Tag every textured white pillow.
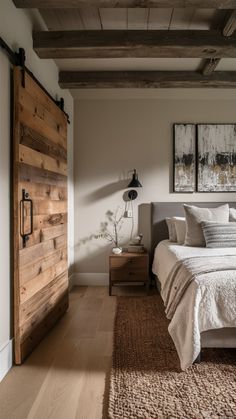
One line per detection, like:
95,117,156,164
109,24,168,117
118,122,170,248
174,218,186,244
183,204,229,247
166,217,185,242
229,208,236,222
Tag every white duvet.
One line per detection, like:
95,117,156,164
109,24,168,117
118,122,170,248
152,240,236,370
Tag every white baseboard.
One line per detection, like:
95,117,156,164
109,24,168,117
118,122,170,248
72,273,109,286
0,339,12,382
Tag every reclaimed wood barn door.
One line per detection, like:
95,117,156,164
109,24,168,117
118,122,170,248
13,67,69,364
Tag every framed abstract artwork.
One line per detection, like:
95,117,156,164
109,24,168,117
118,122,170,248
173,124,196,193
197,124,236,192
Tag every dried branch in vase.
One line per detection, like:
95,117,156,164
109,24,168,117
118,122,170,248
94,208,125,250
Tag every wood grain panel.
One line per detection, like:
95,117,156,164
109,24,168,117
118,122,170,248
20,259,68,303
22,213,67,231
20,125,67,163
20,291,69,361
23,70,67,128
41,223,67,241
19,182,67,201
18,223,67,250
19,228,42,250
20,163,67,188
19,235,66,267
54,234,67,250
19,86,67,141
19,106,66,149
33,29,236,59
20,280,68,341
19,271,68,325
19,240,55,267
20,247,67,285
19,144,67,176
13,66,68,364
23,199,67,216
59,70,236,89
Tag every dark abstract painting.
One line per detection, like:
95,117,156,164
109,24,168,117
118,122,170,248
197,124,236,192
174,124,196,192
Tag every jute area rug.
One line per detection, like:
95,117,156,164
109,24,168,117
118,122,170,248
108,295,236,419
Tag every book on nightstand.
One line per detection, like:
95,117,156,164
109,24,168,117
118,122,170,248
123,234,145,253
125,244,145,253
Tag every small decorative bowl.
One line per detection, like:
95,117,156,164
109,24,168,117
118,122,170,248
112,247,122,254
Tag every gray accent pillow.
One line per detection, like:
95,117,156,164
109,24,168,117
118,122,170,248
230,208,236,222
183,204,229,247
201,221,236,248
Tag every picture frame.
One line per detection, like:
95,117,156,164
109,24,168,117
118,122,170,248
197,124,236,192
173,123,196,193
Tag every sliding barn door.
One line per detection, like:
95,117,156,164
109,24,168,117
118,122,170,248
13,67,69,364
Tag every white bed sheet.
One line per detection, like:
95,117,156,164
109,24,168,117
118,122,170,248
152,240,236,369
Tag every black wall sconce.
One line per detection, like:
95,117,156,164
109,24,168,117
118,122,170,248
127,169,142,200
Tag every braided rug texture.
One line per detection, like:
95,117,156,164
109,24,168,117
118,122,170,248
108,295,236,419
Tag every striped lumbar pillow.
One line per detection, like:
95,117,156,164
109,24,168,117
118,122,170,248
201,221,236,248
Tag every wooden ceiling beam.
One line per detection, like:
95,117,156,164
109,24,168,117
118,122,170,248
33,30,236,59
223,10,236,36
201,58,221,75
59,70,236,88
201,10,236,75
12,0,236,9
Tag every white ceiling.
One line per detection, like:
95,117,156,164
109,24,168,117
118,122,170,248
216,59,236,71
55,57,236,72
40,7,227,31
55,58,203,72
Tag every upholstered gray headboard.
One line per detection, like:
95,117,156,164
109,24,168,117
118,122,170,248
150,202,236,261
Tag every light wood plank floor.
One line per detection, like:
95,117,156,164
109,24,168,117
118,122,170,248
0,285,149,419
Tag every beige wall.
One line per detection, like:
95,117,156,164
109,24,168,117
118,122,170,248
74,91,236,277
0,0,74,380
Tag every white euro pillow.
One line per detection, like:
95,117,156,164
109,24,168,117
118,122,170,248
174,218,186,245
166,217,185,243
229,208,236,222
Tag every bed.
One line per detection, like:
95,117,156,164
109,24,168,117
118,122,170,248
150,202,236,370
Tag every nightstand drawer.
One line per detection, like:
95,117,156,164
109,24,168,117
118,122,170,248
109,251,149,295
110,268,148,283
110,255,147,269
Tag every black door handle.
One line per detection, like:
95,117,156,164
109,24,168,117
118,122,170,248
20,189,33,248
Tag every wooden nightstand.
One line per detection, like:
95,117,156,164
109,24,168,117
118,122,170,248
109,251,149,296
